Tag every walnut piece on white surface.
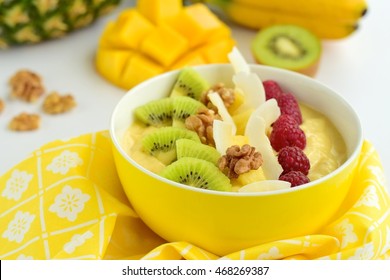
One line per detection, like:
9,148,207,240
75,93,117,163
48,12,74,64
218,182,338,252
0,98,4,113
9,112,41,131
218,144,263,179
9,70,45,102
42,91,76,114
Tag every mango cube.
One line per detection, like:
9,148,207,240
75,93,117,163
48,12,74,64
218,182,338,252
171,51,206,70
121,55,164,89
140,25,188,67
168,3,223,48
233,109,254,135
137,0,182,24
200,39,235,63
107,10,154,49
96,48,133,85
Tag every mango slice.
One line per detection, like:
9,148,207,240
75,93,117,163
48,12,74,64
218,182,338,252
95,1,235,90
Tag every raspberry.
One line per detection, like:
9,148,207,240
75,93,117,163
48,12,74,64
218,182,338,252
279,171,310,187
263,80,283,100
270,115,306,152
276,92,302,124
278,146,310,175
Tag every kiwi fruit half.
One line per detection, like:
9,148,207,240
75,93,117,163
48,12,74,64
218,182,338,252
176,139,221,165
160,157,231,191
172,96,205,127
251,25,321,76
135,97,173,127
142,127,200,165
170,67,210,100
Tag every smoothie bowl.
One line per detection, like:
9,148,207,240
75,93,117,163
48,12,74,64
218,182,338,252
110,50,362,256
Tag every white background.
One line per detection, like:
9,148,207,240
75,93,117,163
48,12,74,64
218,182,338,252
0,0,389,193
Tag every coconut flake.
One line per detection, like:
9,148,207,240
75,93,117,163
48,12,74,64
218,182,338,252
245,115,283,180
228,47,250,74
233,72,265,113
238,180,291,193
246,99,280,128
208,91,237,135
213,120,235,155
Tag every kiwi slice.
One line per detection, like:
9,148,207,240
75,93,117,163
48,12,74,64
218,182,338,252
170,67,209,100
134,97,173,127
176,139,221,165
172,96,205,127
160,157,231,191
142,127,200,165
251,25,321,76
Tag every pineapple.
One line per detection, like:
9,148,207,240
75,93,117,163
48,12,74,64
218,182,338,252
0,0,121,48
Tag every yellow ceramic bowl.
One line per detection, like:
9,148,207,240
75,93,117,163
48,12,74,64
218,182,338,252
110,64,363,256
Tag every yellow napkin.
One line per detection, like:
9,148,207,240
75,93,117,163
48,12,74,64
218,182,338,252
1,131,389,260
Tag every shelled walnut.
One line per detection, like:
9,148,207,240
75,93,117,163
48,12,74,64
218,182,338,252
42,92,76,114
185,108,221,146
218,144,263,179
201,83,235,109
9,70,45,102
0,98,4,113
9,112,41,131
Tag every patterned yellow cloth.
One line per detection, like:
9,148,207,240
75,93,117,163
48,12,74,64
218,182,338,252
0,131,389,260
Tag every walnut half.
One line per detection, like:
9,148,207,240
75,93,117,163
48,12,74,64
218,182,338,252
185,108,221,146
201,83,235,109
9,112,41,131
0,98,4,113
218,144,263,179
42,92,76,114
9,70,45,102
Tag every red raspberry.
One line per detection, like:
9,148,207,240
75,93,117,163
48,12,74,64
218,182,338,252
276,92,302,124
278,146,310,175
263,80,283,100
279,171,310,187
270,115,306,152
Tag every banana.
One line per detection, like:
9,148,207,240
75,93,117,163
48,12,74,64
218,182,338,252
214,0,367,22
204,0,367,39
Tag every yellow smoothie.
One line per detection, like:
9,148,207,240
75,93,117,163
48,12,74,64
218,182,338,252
122,103,347,189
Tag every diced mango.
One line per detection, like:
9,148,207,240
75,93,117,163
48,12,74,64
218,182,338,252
96,48,133,85
171,51,206,70
232,135,249,146
200,38,235,63
229,91,245,115
140,24,188,67
107,10,154,49
233,109,254,135
95,3,236,90
236,168,266,187
168,3,223,48
121,55,165,89
98,21,115,48
137,0,182,24
207,21,232,42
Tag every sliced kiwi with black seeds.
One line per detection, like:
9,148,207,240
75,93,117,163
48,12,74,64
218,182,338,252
160,157,231,191
170,67,209,100
176,139,221,165
142,127,200,165
134,97,173,127
251,25,321,76
172,96,206,127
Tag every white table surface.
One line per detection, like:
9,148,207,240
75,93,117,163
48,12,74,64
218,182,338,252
1,0,389,192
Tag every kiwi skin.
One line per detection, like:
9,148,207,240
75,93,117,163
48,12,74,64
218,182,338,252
251,24,321,77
